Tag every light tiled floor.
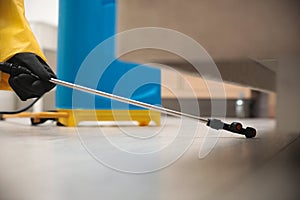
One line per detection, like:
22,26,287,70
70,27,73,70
0,117,299,200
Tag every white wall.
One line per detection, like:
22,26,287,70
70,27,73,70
24,0,58,26
277,59,300,133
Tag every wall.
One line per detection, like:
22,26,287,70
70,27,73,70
24,0,58,26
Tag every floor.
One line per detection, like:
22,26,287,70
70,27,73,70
0,117,299,200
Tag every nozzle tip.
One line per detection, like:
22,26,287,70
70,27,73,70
244,127,256,138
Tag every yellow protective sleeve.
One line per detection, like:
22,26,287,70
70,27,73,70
0,0,46,90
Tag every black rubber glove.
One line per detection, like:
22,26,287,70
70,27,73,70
6,53,56,101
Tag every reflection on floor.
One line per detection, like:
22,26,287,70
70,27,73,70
0,117,299,200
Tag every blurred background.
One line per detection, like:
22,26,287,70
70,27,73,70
1,1,300,200
1,0,299,131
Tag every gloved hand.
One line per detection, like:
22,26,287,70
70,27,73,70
6,53,57,101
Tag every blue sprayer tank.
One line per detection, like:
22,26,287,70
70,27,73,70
56,0,161,119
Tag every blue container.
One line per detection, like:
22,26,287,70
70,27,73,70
56,0,161,111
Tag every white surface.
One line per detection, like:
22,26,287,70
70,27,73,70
25,0,58,26
1,117,299,200
0,91,17,110
30,22,58,51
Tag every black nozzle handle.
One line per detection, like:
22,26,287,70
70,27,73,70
207,119,256,138
0,62,13,74
0,62,38,78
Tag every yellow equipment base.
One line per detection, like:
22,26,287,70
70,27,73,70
57,109,161,127
2,110,161,127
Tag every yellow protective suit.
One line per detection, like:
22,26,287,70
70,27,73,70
0,0,46,90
